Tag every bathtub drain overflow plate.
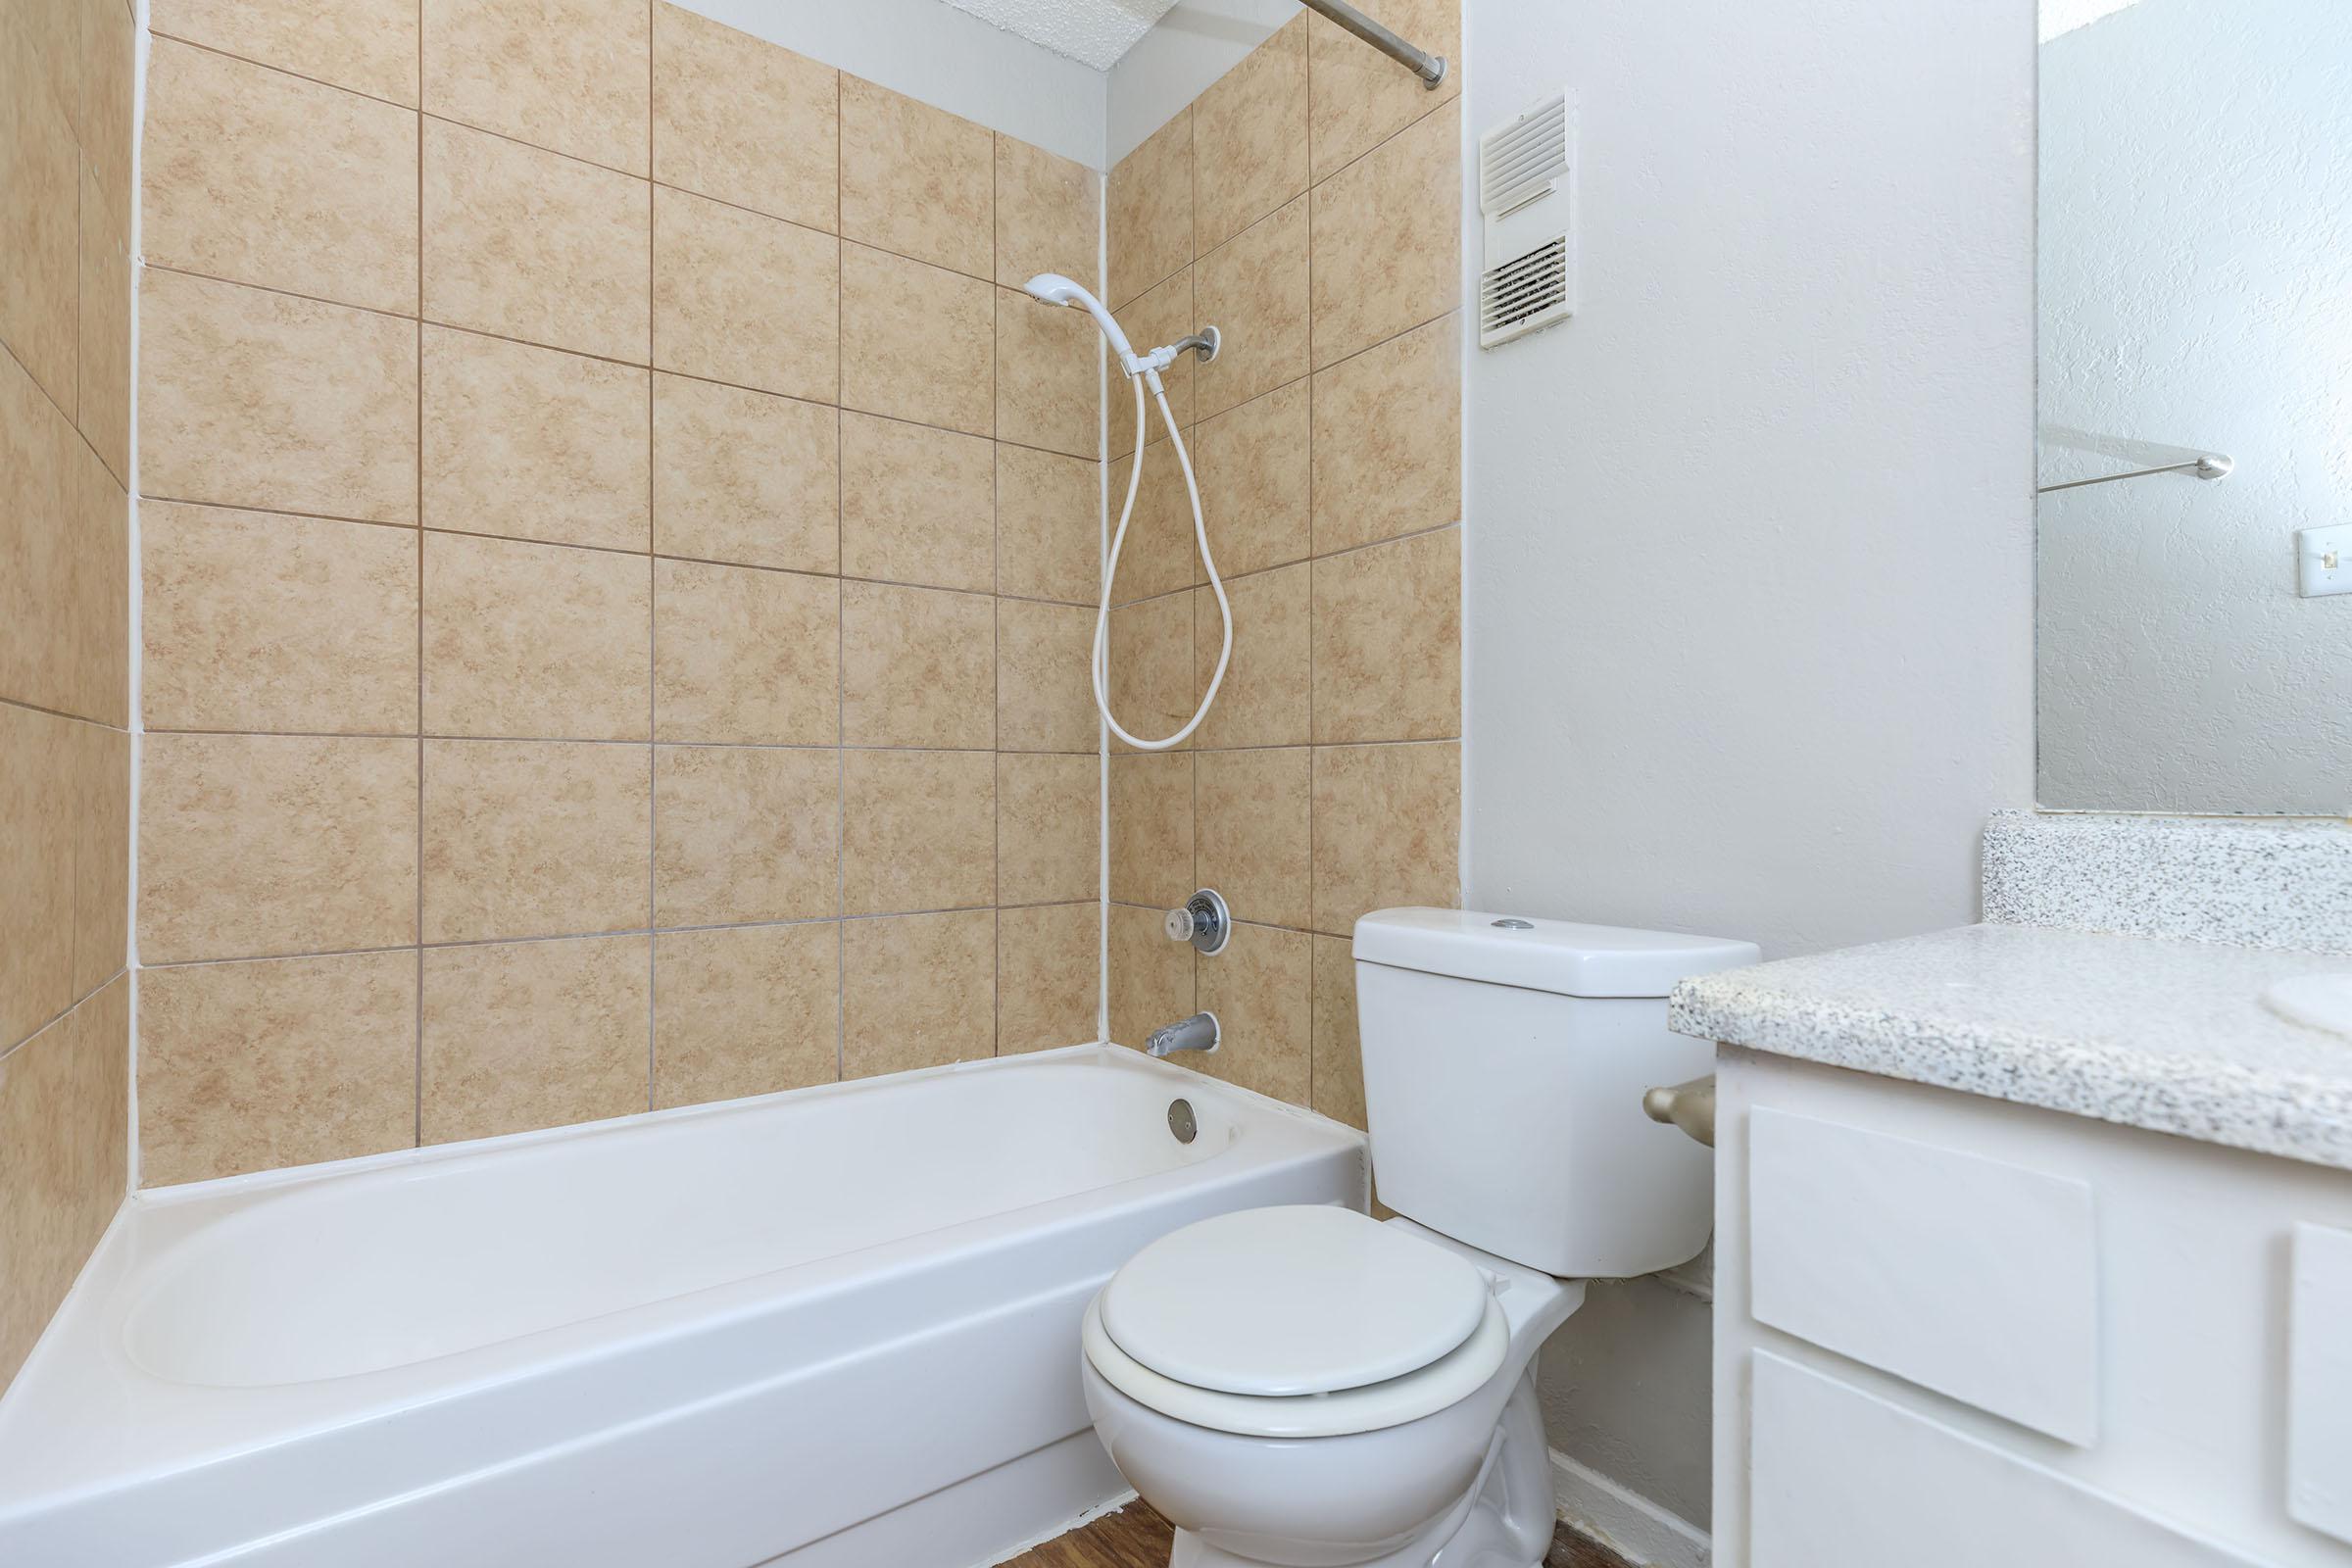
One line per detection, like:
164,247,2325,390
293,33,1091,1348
1168,1099,1198,1145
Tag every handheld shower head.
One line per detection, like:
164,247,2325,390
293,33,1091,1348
1020,271,1086,308
1023,276,1237,752
1022,272,1141,371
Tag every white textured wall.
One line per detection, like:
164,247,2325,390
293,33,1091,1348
2036,0,2352,816
1536,1274,1716,1537
1462,0,2037,1541
679,0,1110,166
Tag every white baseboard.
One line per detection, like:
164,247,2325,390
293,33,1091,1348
1549,1449,1711,1568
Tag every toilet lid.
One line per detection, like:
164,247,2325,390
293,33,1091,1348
1083,1293,1510,1439
1098,1206,1492,1396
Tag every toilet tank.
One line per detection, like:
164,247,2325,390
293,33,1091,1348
1353,908,1760,1279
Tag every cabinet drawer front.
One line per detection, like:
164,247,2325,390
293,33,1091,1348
1750,1352,2258,1568
2291,1223,2352,1546
1748,1107,2100,1444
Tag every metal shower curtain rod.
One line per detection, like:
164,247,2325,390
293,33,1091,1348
1297,0,1447,87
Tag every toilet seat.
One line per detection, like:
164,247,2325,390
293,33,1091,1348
1083,1206,1511,1439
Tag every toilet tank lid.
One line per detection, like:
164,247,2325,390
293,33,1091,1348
1353,908,1761,998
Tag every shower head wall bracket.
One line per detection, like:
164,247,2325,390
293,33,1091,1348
1171,327,1219,364
1130,327,1222,376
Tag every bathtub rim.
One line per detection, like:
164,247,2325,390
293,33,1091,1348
0,1043,1367,1526
111,1042,1318,1390
130,1038,1344,1209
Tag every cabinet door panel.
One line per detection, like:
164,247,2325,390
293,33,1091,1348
2291,1223,2352,1547
1749,1106,2099,1443
1750,1352,2258,1568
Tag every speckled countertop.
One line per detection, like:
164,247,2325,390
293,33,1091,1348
1669,923,2352,1171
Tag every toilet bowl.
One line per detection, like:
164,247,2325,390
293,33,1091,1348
1077,908,1760,1568
1078,1206,1584,1568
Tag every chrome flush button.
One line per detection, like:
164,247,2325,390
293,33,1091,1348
1492,918,1535,930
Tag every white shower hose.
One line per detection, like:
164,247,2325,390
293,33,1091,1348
1094,372,1234,752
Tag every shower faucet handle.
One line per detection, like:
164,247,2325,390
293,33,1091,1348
1164,889,1231,956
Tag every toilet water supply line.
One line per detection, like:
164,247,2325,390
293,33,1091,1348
1022,273,1232,752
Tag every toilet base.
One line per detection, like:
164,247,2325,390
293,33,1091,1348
1159,1372,1557,1568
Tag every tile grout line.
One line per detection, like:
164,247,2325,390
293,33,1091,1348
413,0,426,1152
992,136,1003,1058
150,28,1040,298
145,30,423,117
0,321,125,498
125,0,151,1194
140,270,1102,466
0,976,129,1074
142,728,1102,759
1108,899,1357,945
72,109,86,456
1108,65,1454,318
1303,28,1320,1113
1447,0,1473,999
1122,290,1462,514
1184,71,1200,1046
1116,300,1459,475
646,0,659,1113
0,690,137,729
135,901,1104,977
1097,161,1111,1045
1111,517,1461,612
834,68,847,1086
134,493,1109,607
1187,78,1202,1026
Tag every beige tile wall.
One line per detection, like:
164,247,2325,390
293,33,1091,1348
0,0,136,1393
134,0,1105,1186
1102,2,1463,1124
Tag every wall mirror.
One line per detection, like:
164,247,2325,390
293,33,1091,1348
2036,0,2350,815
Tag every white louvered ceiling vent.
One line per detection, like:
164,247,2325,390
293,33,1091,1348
1476,90,1576,349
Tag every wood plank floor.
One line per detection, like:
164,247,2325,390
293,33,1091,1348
1001,1499,1171,1568
1003,1500,1636,1568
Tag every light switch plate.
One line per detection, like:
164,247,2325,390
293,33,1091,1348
2299,523,2351,598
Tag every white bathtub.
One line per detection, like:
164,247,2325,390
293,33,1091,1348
0,1044,1363,1567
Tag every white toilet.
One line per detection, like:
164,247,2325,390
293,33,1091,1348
1082,907,1760,1568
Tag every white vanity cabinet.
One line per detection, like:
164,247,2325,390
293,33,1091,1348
1713,1046,2352,1568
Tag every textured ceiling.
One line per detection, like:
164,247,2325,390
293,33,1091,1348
938,0,1184,70
2039,0,2144,43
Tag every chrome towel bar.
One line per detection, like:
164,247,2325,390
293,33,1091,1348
2036,453,2232,495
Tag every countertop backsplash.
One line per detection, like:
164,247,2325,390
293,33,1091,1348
1982,809,2352,956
